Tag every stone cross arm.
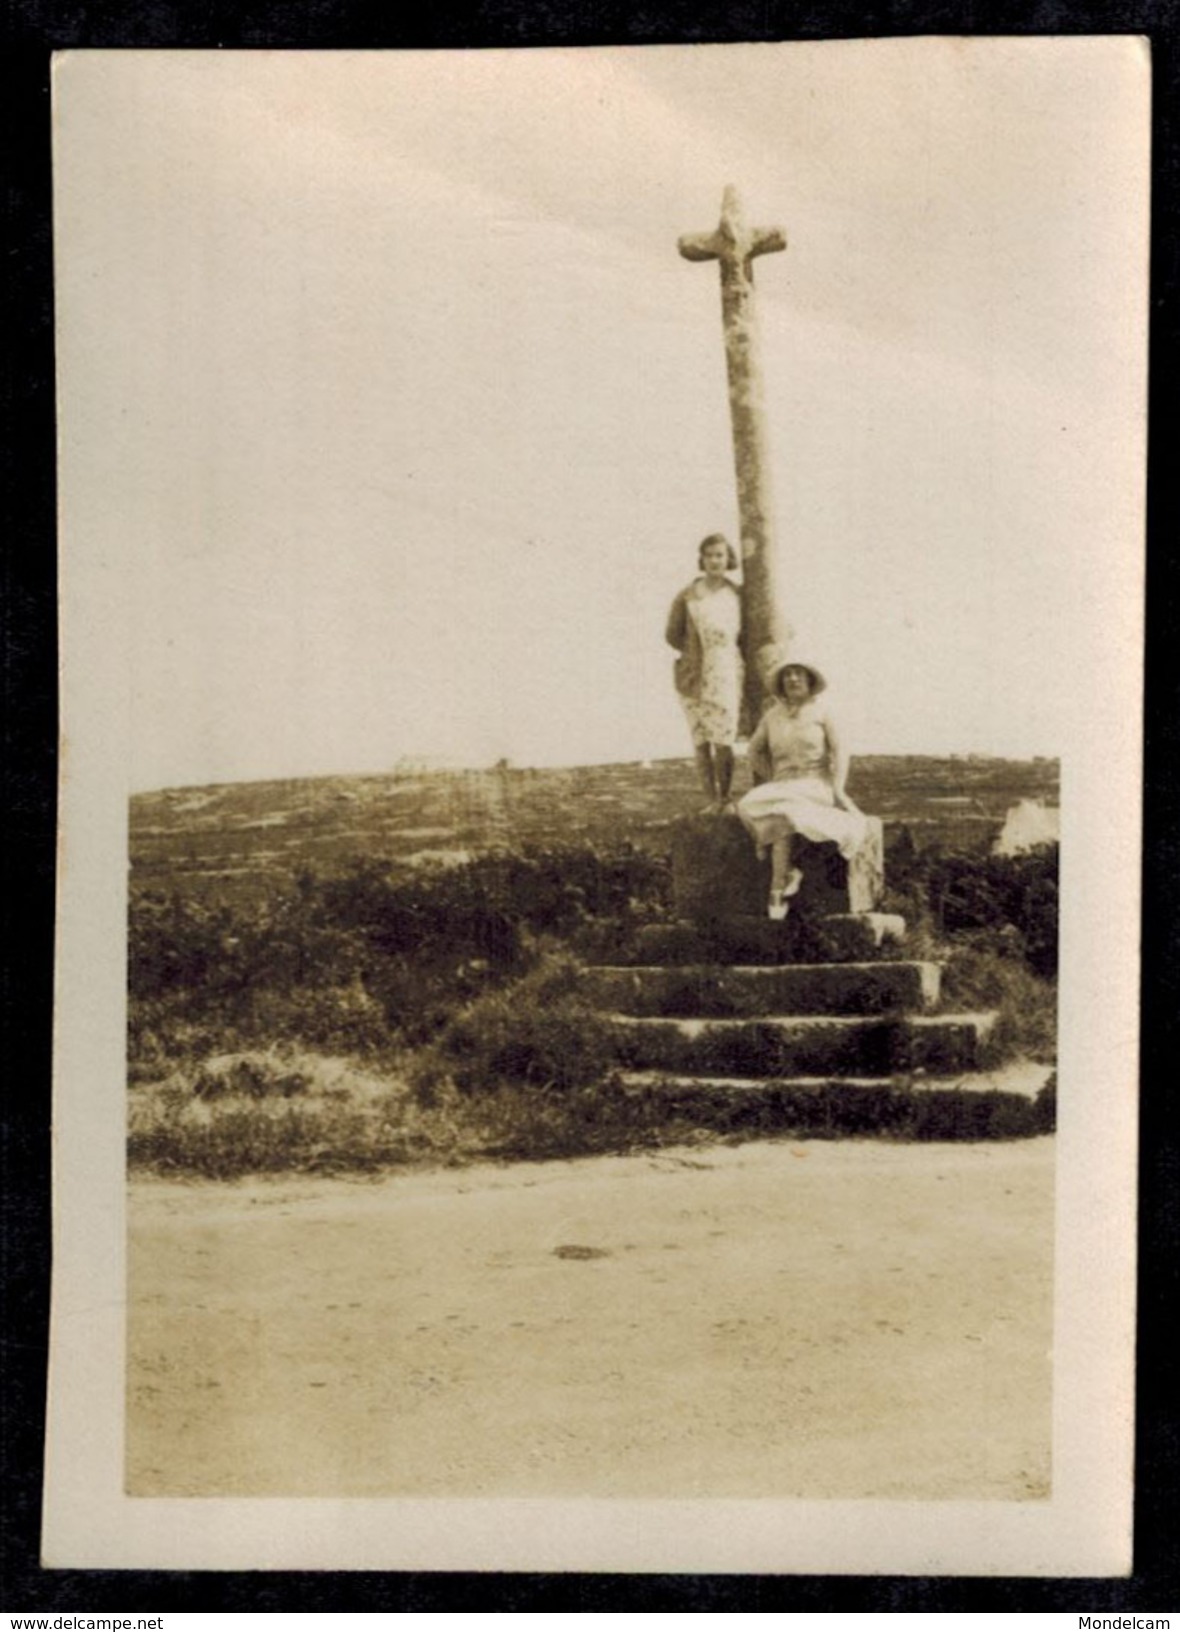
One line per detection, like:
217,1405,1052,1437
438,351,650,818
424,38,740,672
678,184,786,271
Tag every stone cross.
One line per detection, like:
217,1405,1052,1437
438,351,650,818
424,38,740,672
679,185,790,718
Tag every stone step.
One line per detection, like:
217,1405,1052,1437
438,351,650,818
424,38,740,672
628,913,907,968
610,1012,996,1078
583,960,940,1018
620,1062,1052,1101
613,1066,1055,1140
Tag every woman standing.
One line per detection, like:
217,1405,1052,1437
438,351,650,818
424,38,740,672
737,660,867,919
665,534,745,812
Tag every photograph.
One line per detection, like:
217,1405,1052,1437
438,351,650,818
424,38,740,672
44,38,1146,1573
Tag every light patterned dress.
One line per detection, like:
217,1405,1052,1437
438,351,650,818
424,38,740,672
679,585,744,748
737,700,867,857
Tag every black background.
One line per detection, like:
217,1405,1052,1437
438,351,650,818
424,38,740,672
4,0,1178,1613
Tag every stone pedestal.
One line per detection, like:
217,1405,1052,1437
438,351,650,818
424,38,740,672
671,811,886,923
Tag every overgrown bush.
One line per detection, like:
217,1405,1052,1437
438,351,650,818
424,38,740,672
939,941,1058,1064
897,841,1059,980
317,842,669,955
420,956,621,1096
127,825,1059,1177
128,840,673,1066
128,879,364,1006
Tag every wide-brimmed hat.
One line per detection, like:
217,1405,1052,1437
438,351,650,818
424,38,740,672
771,659,827,697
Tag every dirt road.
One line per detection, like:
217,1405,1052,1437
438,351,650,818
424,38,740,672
128,1137,1053,1500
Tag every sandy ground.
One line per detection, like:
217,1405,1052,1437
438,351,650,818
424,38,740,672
128,1136,1053,1500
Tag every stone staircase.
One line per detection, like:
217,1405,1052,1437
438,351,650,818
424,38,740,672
581,912,1052,1138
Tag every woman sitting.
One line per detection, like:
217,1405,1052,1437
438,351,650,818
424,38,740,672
737,660,867,920
665,533,745,813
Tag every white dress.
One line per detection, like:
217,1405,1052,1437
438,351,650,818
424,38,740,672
737,701,867,858
679,585,743,748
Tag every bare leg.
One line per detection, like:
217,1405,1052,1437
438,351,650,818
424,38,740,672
714,745,734,805
770,834,791,894
693,744,716,804
768,830,803,919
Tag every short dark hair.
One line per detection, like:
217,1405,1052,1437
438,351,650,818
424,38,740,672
698,533,739,571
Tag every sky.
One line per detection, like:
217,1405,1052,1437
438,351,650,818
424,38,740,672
53,41,1150,792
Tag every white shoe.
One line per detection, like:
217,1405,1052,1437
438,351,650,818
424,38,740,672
768,891,789,922
783,868,803,897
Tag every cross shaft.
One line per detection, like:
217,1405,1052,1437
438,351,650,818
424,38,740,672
679,185,790,721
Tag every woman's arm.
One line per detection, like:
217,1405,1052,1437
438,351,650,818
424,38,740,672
665,589,689,651
823,712,860,812
748,713,772,785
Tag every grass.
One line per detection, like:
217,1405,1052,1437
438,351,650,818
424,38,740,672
939,938,1058,1065
126,826,1059,1180
128,1048,1055,1180
128,1044,670,1178
128,1049,470,1178
128,939,1057,1179
130,754,1058,905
